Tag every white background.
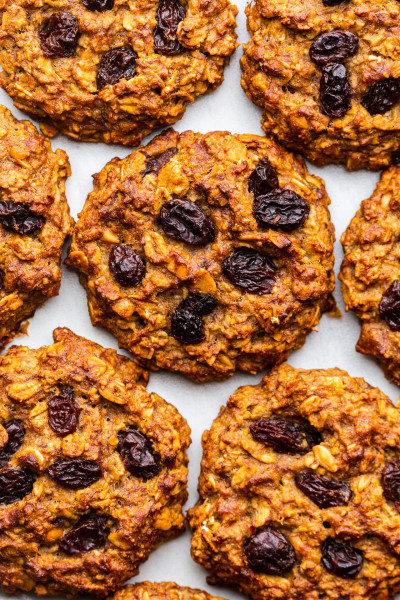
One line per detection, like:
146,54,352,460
0,2,398,599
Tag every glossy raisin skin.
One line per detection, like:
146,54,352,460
59,514,108,554
222,248,277,295
109,245,146,287
250,418,322,455
97,47,138,90
379,280,400,330
40,12,80,58
82,0,114,10
118,427,160,479
0,467,34,505
296,471,352,508
382,461,400,512
0,420,25,463
47,388,80,437
179,293,218,316
321,538,363,579
48,459,102,489
141,148,178,177
0,201,45,235
160,200,215,246
171,293,217,345
320,63,351,118
361,78,400,116
253,189,310,232
310,31,358,66
245,528,296,576
248,158,279,198
154,0,186,56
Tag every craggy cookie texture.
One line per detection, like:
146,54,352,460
0,0,237,146
66,129,335,382
189,364,400,600
111,582,227,600
0,328,190,597
241,0,400,171
0,105,72,348
340,166,400,386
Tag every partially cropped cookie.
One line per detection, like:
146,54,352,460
0,1,237,146
0,105,73,348
0,328,190,597
66,129,335,382
110,582,227,600
189,364,400,600
241,0,400,171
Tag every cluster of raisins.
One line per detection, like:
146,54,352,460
0,200,45,235
171,293,217,345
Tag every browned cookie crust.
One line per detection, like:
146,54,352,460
110,582,227,600
241,0,400,171
340,166,400,385
0,105,73,349
189,364,400,600
0,327,190,597
0,0,237,146
66,128,335,382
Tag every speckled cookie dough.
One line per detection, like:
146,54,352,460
189,363,400,600
110,582,227,600
241,0,400,171
66,128,335,382
0,0,237,146
0,327,190,597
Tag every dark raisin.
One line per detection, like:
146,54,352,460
379,280,400,330
40,12,80,58
0,467,34,504
0,420,25,463
47,388,80,437
295,471,352,508
141,148,178,177
382,461,400,512
309,31,359,65
171,309,205,344
321,538,363,579
322,0,348,4
0,201,45,235
117,427,160,479
361,78,400,116
248,158,279,199
48,459,102,489
97,47,138,90
160,199,215,246
82,0,114,11
222,247,277,295
59,514,108,554
154,0,186,56
320,63,351,118
392,149,400,166
245,528,296,576
109,245,146,287
250,418,322,455
253,189,310,232
178,293,217,316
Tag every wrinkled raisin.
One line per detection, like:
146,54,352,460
160,200,215,246
320,63,351,118
48,388,80,437
222,248,277,295
245,528,296,575
171,309,204,344
382,461,400,511
118,427,160,479
141,148,178,177
48,459,102,489
0,201,45,235
82,0,114,10
321,538,363,578
250,418,322,455
296,471,352,508
179,293,217,316
248,158,279,198
59,514,108,554
361,78,400,116
109,245,146,287
154,0,186,56
310,31,358,65
253,189,310,232
97,47,138,90
0,420,25,463
40,12,80,58
0,467,34,504
379,280,400,330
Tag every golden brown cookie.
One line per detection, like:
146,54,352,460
241,0,400,171
66,128,335,382
110,582,227,600
0,328,190,597
0,0,237,146
188,363,400,600
0,105,73,348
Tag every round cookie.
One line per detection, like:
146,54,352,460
0,0,237,146
0,105,73,349
0,327,190,597
188,363,400,600
66,128,335,382
110,582,227,600
241,0,400,171
340,166,400,386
